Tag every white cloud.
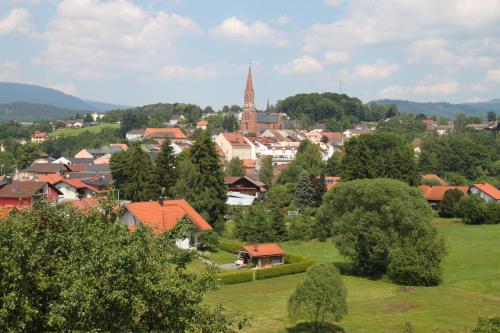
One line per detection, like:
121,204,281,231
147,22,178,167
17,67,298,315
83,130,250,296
324,51,351,64
486,68,500,82
355,59,399,79
38,0,197,75
406,39,455,65
275,55,323,75
0,8,31,34
159,65,218,80
272,15,291,25
211,17,288,46
378,79,460,99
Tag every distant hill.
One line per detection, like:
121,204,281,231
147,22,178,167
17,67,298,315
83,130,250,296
83,100,129,112
0,102,83,122
376,99,500,118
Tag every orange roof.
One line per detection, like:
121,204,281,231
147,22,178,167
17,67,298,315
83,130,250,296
321,132,344,141
324,176,341,190
37,174,64,185
422,174,448,185
243,159,256,168
144,128,186,139
197,120,208,126
242,243,285,257
419,185,468,201
109,143,128,151
222,132,249,146
56,178,104,193
471,183,500,200
124,199,212,235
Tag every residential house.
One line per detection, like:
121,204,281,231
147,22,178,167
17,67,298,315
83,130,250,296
31,131,49,144
144,128,187,143
324,176,341,190
236,243,285,268
0,180,62,206
54,178,107,200
126,128,146,141
121,199,212,249
412,138,422,155
226,191,256,206
66,119,84,128
18,163,72,180
343,123,372,139
419,185,468,208
320,131,345,157
436,122,454,135
91,112,105,122
74,145,125,159
224,176,266,198
197,120,208,129
469,183,500,203
52,156,72,165
215,132,254,161
168,114,185,126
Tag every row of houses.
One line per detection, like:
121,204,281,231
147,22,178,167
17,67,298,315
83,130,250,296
420,182,500,207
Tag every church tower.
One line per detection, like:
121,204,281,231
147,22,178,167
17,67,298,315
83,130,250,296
241,65,258,133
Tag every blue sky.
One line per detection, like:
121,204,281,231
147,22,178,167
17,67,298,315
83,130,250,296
1,0,500,109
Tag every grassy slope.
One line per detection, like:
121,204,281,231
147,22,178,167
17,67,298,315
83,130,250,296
206,219,500,333
49,123,119,137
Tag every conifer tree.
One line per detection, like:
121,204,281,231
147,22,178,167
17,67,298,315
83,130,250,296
226,157,246,177
154,139,178,196
259,155,274,188
295,170,318,210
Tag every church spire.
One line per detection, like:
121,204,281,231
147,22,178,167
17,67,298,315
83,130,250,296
244,65,254,108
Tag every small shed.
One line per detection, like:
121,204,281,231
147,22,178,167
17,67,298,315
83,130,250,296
238,243,285,268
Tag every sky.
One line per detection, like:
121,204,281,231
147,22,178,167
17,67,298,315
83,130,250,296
1,0,500,109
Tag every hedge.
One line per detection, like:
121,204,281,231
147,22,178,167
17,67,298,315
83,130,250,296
218,270,255,284
284,253,310,264
218,240,244,253
254,260,314,280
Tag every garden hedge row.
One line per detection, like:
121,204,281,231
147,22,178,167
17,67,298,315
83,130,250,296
254,260,314,280
218,270,254,284
218,240,244,253
284,253,310,264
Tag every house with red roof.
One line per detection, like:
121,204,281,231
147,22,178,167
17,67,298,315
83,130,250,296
0,180,62,206
196,120,208,129
144,128,187,143
421,174,448,185
54,178,107,200
419,185,469,208
236,243,285,268
469,183,500,203
224,176,266,198
215,132,255,161
121,199,212,249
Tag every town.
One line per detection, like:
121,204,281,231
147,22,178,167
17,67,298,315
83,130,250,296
1,1,500,332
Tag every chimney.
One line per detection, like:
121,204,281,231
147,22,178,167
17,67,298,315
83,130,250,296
159,195,164,206
253,243,258,252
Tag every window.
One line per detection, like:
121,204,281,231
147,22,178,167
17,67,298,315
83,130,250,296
272,256,282,264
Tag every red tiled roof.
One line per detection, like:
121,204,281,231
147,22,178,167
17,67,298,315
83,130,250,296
69,197,98,209
222,133,250,146
321,132,344,141
144,128,187,139
32,131,48,138
471,183,500,200
242,243,285,257
243,159,256,168
197,120,208,126
422,174,448,185
0,181,58,199
109,143,128,151
419,185,468,201
124,199,212,234
56,178,104,193
37,174,64,185
224,176,265,188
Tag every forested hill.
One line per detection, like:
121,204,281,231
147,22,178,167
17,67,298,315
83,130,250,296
0,102,83,122
376,99,500,118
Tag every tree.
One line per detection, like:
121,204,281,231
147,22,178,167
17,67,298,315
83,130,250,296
120,112,148,136
173,130,226,228
154,139,178,197
288,263,347,333
16,142,40,169
235,204,276,243
472,317,500,333
278,142,325,184
485,202,500,224
0,199,246,332
487,111,497,123
295,170,319,210
455,195,486,225
438,189,464,217
226,157,246,177
0,151,16,174
324,152,342,176
84,113,94,123
110,144,158,201
454,113,466,134
259,156,274,188
318,179,445,285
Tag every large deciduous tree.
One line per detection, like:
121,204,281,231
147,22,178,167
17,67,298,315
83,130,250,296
0,200,246,332
226,157,246,177
259,155,274,188
288,263,347,333
318,178,445,285
438,188,465,218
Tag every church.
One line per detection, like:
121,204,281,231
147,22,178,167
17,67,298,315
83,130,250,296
240,66,284,134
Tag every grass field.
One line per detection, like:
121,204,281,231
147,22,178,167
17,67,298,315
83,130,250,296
206,219,500,332
49,123,120,137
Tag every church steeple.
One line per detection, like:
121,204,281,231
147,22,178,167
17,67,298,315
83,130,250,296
244,65,255,108
241,64,257,134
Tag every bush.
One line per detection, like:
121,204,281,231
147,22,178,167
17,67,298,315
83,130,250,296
485,203,500,224
198,230,218,251
455,195,486,225
255,260,314,280
287,216,315,241
438,188,464,218
472,316,500,333
218,240,244,253
218,270,254,284
284,253,310,264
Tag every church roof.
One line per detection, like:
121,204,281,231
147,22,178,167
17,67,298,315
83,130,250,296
245,66,254,93
257,113,281,123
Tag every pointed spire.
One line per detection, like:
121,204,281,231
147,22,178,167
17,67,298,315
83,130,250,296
244,64,255,108
245,65,254,93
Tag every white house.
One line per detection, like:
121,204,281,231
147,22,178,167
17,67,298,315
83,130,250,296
469,183,500,203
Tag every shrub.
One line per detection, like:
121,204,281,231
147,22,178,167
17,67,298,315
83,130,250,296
255,260,314,280
218,270,254,284
438,188,464,217
284,253,310,264
472,316,500,333
218,240,244,253
198,230,218,251
455,195,486,225
485,203,500,224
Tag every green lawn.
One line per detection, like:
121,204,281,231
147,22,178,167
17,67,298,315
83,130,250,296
203,250,236,265
206,219,500,332
49,123,119,137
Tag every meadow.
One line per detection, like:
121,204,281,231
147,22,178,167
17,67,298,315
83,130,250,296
206,218,500,332
49,123,120,137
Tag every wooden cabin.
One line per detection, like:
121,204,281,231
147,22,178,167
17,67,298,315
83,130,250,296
237,243,285,268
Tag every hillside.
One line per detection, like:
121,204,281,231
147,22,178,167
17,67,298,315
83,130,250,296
83,100,129,112
0,82,94,111
376,99,500,118
0,102,84,122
